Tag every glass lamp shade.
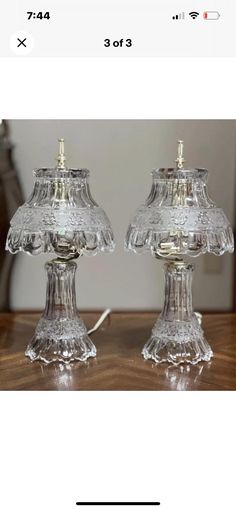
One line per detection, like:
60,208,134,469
125,142,234,365
6,167,114,257
125,167,234,257
6,140,115,364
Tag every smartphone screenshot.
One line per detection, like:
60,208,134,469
0,2,235,510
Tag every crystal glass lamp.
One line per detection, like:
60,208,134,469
125,141,234,365
6,140,115,364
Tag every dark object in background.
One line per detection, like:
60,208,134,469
0,120,24,311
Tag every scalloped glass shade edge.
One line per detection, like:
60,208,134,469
6,227,115,256
125,224,234,256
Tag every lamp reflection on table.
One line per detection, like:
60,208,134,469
164,362,212,391
38,359,98,390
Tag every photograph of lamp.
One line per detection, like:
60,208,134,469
6,139,115,364
125,140,234,365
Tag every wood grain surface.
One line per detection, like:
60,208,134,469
0,312,236,390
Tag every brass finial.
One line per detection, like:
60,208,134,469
57,138,66,169
175,140,185,169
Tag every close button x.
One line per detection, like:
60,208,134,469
17,38,27,48
10,31,34,54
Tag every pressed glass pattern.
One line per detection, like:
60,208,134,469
25,260,96,363
142,262,213,365
6,139,115,364
6,168,114,257
125,168,233,257
126,140,234,365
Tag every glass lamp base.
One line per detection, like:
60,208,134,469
25,316,96,364
142,315,213,365
25,258,96,364
142,261,213,365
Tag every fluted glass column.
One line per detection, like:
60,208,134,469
25,259,96,364
142,261,213,365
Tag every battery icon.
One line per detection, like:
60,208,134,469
203,11,220,20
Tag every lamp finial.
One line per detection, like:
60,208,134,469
57,138,66,169
175,139,185,169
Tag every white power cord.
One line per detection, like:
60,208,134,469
87,308,111,335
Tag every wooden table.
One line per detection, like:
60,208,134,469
0,312,236,390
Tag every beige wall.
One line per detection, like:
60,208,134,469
9,120,236,310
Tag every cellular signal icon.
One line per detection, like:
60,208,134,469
172,12,185,20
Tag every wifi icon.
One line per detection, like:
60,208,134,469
189,11,199,19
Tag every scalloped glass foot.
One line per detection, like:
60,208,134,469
142,317,213,365
25,317,96,364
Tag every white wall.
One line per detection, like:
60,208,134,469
9,120,236,310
